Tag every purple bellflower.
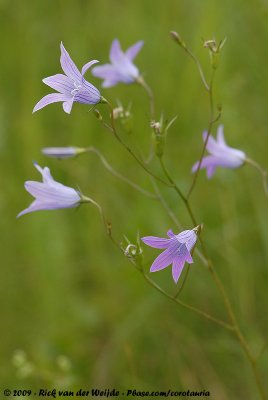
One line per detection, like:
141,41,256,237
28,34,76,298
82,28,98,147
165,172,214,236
141,228,198,283
17,162,87,217
91,39,143,88
33,43,103,114
192,125,246,178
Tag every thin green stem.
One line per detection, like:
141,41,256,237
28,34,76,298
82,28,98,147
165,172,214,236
187,69,218,200
159,156,198,227
173,264,190,298
140,269,233,331
171,32,209,91
81,195,112,237
200,243,266,399
159,157,186,201
136,76,155,120
183,47,210,91
85,146,157,199
246,157,268,197
106,101,171,187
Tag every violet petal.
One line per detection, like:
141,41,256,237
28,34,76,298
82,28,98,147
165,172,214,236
60,42,81,83
125,41,144,60
141,236,171,249
42,74,74,94
33,93,69,113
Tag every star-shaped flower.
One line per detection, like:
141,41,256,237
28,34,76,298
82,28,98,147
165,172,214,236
33,42,102,114
141,228,198,283
192,125,246,178
91,39,143,88
17,162,87,217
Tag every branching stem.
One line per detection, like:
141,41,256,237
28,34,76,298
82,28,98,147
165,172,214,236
85,146,157,199
106,101,170,187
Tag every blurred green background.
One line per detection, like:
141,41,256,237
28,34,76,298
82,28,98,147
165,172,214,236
1,0,268,398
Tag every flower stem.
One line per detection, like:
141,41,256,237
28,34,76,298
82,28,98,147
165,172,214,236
85,146,157,199
184,47,210,91
158,156,198,226
136,76,155,120
105,101,171,187
173,265,190,298
186,68,220,200
245,157,268,197
140,268,233,331
82,195,113,238
200,242,266,399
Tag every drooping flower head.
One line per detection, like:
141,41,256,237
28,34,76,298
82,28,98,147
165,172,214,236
33,43,103,114
141,228,198,283
192,125,246,178
91,39,143,88
17,162,87,217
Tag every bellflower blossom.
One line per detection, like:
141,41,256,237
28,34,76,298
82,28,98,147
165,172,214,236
192,125,246,178
17,162,85,217
141,228,198,283
33,43,102,114
91,39,143,87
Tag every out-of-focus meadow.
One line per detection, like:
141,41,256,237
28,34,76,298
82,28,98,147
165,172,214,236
1,0,268,398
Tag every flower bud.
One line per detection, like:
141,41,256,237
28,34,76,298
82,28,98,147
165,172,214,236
41,147,86,159
170,31,186,49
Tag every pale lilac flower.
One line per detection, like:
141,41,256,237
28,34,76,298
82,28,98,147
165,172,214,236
33,42,102,114
92,39,143,87
192,125,246,178
17,162,83,217
41,146,85,159
141,228,198,283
